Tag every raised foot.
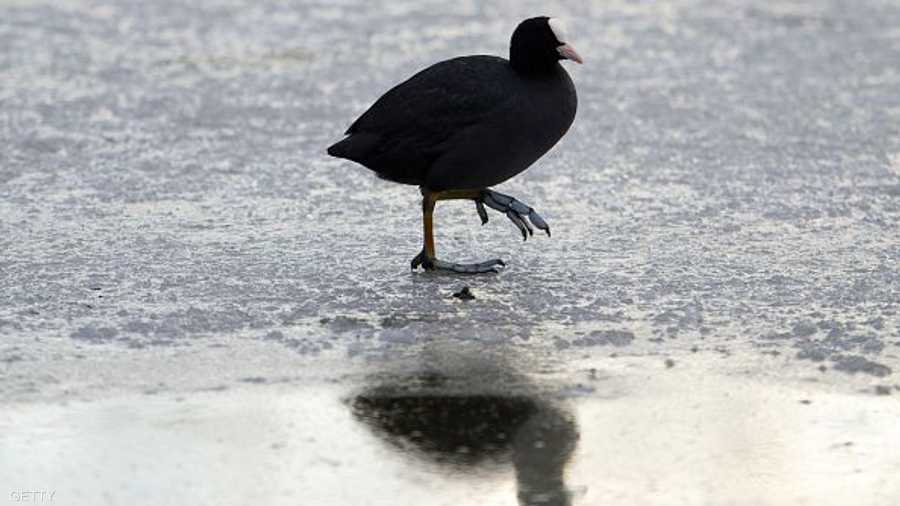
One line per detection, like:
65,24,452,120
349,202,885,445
411,250,505,274
477,190,551,240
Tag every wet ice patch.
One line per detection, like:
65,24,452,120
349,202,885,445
555,330,635,349
71,326,118,344
832,356,892,377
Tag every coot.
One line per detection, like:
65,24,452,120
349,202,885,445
328,16,581,273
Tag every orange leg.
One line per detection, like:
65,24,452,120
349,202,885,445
411,188,505,274
409,187,550,273
422,191,436,258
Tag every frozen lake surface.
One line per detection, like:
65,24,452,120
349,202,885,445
1,0,899,505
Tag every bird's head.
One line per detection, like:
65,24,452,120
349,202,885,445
510,16,583,74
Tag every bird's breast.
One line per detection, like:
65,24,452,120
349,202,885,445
517,70,578,153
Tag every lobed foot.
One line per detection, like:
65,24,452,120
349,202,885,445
476,190,551,240
411,250,505,274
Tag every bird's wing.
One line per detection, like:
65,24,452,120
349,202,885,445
337,56,516,179
348,55,512,134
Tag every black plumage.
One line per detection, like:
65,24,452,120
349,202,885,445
327,17,578,191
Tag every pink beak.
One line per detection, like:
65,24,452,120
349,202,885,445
557,43,584,64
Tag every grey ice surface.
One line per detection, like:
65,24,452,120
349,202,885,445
1,0,900,505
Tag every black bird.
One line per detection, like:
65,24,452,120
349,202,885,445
328,16,581,273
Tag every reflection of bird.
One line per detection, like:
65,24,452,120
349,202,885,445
328,17,582,273
352,370,578,506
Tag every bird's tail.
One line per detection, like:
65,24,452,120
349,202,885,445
326,133,379,161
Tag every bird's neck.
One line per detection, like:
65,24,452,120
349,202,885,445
509,56,561,77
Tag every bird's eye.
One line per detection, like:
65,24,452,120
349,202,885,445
548,18,568,44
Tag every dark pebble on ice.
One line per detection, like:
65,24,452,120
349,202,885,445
452,287,475,300
239,376,268,384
